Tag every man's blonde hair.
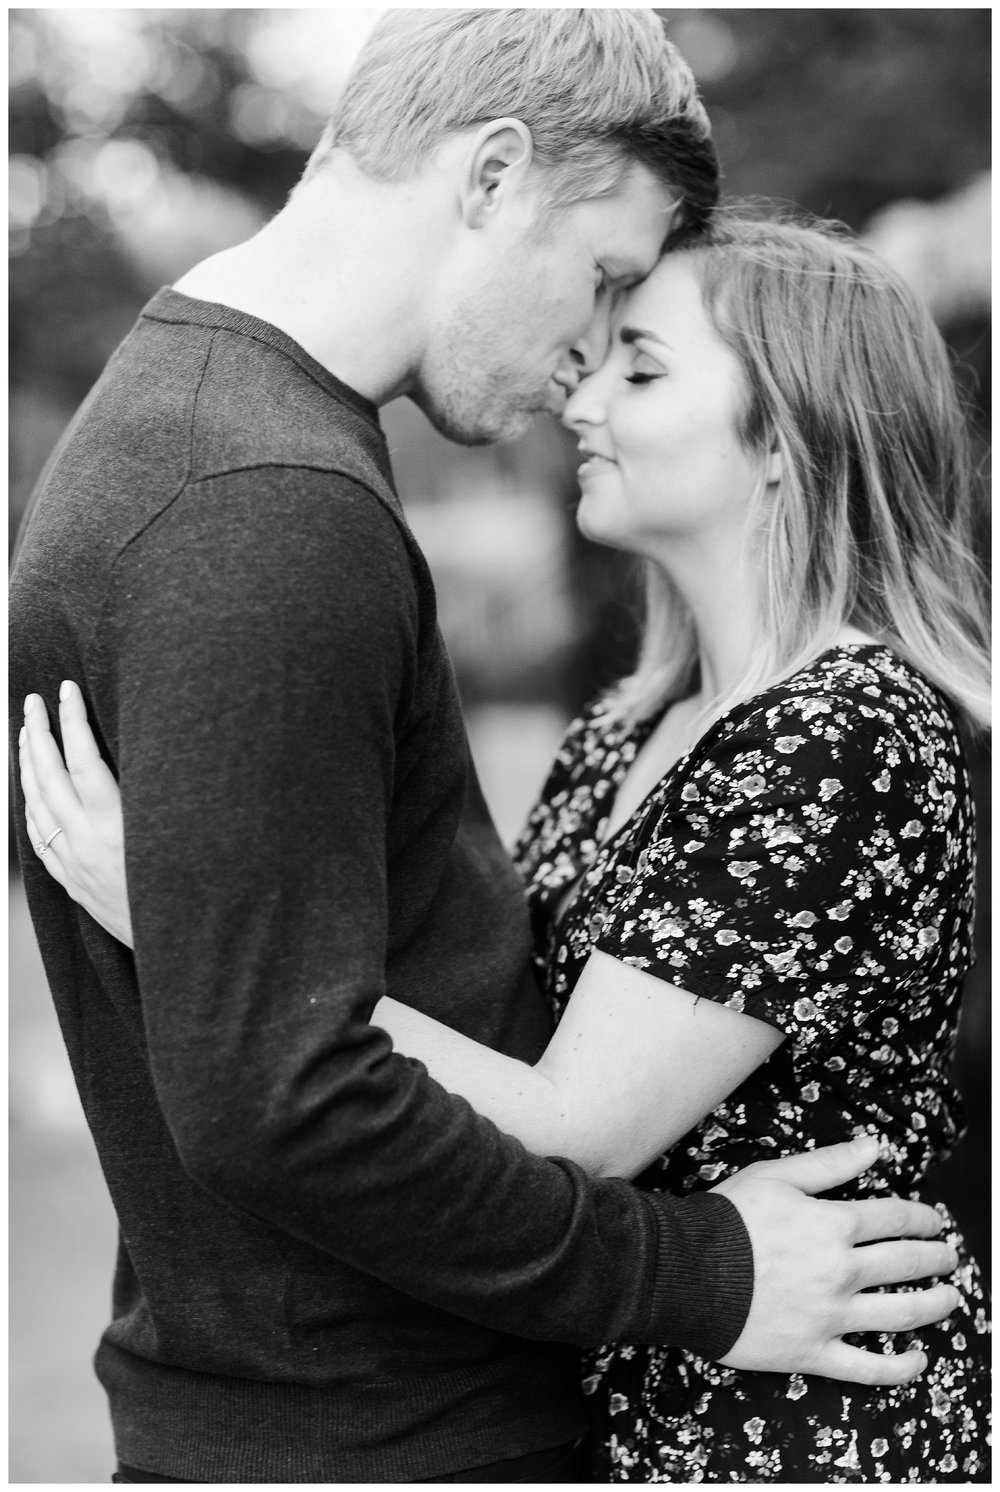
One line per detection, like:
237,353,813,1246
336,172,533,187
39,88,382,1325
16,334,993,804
302,9,717,232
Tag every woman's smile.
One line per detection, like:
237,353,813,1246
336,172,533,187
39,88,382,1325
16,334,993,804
577,444,618,476
565,253,769,568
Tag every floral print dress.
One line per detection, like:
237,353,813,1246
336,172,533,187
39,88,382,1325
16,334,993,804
514,646,991,1483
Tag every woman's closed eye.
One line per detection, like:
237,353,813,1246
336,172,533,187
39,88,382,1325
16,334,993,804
625,371,662,385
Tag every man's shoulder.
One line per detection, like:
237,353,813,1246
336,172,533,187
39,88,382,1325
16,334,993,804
120,296,392,502
15,299,410,580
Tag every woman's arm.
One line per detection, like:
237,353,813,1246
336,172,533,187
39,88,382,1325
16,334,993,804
23,684,781,1177
15,682,972,1381
377,958,781,1177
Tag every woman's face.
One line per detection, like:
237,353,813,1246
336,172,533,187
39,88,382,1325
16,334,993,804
564,254,772,567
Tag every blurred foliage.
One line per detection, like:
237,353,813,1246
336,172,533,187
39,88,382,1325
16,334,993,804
8,9,991,1265
675,10,990,221
9,10,991,435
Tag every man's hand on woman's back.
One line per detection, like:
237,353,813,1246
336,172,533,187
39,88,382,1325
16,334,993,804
716,1136,959,1383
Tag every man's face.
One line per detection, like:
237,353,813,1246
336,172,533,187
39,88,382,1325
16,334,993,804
415,163,680,445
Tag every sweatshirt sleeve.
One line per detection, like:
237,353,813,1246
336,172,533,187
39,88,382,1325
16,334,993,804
96,467,752,1358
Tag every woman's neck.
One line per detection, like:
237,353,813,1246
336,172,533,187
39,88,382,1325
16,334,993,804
664,545,763,714
653,533,879,719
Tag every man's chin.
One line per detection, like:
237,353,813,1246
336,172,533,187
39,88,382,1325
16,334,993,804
413,392,539,448
479,410,538,446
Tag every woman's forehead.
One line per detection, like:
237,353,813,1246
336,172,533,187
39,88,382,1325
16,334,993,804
613,254,709,338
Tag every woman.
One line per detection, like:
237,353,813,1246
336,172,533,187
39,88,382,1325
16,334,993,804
20,211,991,1482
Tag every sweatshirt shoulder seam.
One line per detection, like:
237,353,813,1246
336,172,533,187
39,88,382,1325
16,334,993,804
81,328,218,671
143,308,379,423
185,462,415,551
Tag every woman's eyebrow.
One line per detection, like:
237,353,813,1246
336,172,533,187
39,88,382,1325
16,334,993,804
619,325,672,350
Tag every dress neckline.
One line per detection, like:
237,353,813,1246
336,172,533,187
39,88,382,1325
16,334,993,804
552,642,891,933
611,642,888,837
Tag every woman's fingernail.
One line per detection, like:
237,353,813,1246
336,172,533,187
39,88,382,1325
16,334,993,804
18,726,26,746
23,695,36,716
59,680,73,701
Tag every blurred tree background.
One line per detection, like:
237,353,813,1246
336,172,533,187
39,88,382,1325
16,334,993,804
9,8,990,691
8,12,991,1476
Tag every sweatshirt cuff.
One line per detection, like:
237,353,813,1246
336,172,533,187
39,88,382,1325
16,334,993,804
642,1190,754,1360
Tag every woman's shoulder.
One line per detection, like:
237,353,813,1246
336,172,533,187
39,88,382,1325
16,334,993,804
676,645,969,828
790,644,955,719
720,646,960,758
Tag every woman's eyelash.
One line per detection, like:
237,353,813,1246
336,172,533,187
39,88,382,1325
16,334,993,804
625,372,660,385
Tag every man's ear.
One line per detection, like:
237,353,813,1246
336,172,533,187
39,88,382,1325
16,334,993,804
459,118,534,229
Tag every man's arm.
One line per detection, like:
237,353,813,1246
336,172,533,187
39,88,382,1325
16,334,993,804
22,471,958,1376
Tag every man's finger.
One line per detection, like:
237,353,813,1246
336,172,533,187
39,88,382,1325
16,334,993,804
851,1238,958,1291
742,1134,880,1196
844,1282,961,1337
58,680,119,809
811,1339,928,1388
843,1195,945,1245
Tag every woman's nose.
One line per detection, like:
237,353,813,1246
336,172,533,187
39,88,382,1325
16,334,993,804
563,369,606,433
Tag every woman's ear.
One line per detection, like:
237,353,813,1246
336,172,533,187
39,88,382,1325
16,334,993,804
459,117,534,229
764,441,783,488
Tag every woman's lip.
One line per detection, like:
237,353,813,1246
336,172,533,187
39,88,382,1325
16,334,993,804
578,452,617,470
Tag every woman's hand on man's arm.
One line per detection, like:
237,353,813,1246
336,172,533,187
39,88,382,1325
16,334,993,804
19,682,133,948
19,678,777,1175
18,681,778,1173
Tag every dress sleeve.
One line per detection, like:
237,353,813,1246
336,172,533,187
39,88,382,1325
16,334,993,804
594,688,965,1057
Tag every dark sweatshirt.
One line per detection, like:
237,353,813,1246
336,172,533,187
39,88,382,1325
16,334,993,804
9,290,752,1482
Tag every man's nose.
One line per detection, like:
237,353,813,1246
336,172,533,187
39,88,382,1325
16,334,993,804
569,296,614,379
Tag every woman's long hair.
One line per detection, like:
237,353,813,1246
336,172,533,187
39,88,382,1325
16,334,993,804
605,208,990,735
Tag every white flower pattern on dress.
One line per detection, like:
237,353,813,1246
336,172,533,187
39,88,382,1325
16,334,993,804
514,646,990,1483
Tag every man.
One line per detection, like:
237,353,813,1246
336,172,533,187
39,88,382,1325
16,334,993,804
10,11,957,1484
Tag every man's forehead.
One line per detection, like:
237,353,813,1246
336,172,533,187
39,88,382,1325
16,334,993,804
593,168,681,267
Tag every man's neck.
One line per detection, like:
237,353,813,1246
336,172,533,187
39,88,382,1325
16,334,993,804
173,160,445,408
